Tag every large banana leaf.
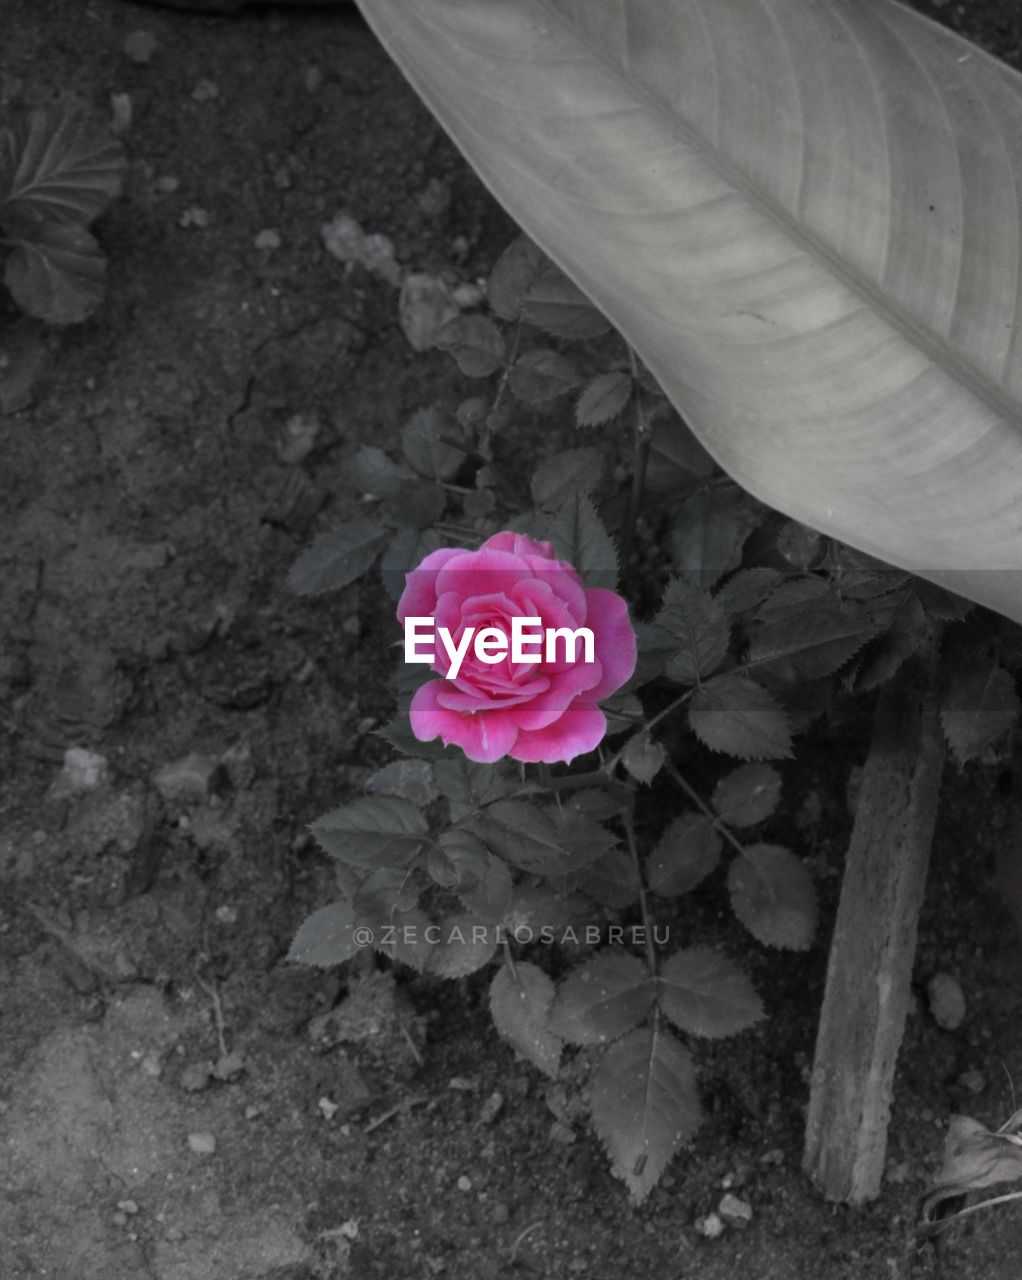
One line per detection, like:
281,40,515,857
355,0,1022,622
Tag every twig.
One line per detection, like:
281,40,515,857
509,1221,544,1262
661,757,749,860
364,1094,429,1134
195,968,229,1060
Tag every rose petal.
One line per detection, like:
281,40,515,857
481,531,557,561
434,548,534,602
582,589,638,701
510,660,603,731
396,547,464,622
509,706,608,764
409,681,520,764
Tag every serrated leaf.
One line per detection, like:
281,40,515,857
486,234,547,321
401,406,465,480
489,961,562,1078
549,952,653,1045
352,444,404,498
380,526,445,601
508,347,581,404
549,805,620,871
657,947,764,1039
433,756,519,820
0,108,125,226
425,911,499,977
311,795,428,868
714,567,784,617
460,799,562,872
671,488,755,589
436,832,514,924
591,1024,701,1205
287,901,356,968
620,622,676,693
645,417,715,494
504,882,589,937
530,446,603,510
376,715,458,760
353,864,421,924
776,519,822,570
520,258,612,339
655,577,730,684
601,692,644,736
728,843,817,950
749,603,877,681
576,370,633,428
4,220,107,324
380,475,447,529
712,763,782,827
646,812,721,897
364,759,439,806
435,313,506,377
289,519,387,595
689,676,792,761
850,594,930,692
582,845,640,909
756,575,831,619
941,662,1020,763
621,732,665,785
545,488,618,588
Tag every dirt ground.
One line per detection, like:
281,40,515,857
2,2,1021,1278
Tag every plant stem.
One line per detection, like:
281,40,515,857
618,345,652,576
622,808,659,975
660,757,748,860
603,688,696,776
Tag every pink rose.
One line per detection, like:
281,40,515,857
396,531,636,764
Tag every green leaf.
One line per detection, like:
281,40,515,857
728,843,817,950
941,661,1020,763
548,805,620,871
520,258,612,340
380,526,445,601
654,578,730,685
601,692,644,736
620,732,665,785
486,234,547,321
489,961,562,1079
0,107,125,226
530,447,603,511
850,594,930,692
646,812,721,897
287,901,356,968
756,576,831,620
671,489,754,589
380,477,446,529
590,1024,702,1205
376,715,457,760
549,952,654,1045
545,488,618,588
435,313,506,377
436,832,514,924
508,348,581,405
714,568,784,617
352,445,403,498
460,800,562,872
689,676,792,761
364,759,439,807
4,220,107,324
433,756,519,821
776,519,822,570
712,763,782,828
645,417,715,494
576,370,633,428
749,603,877,681
401,407,465,481
289,519,387,595
425,912,499,977
657,947,765,1039
582,846,640,909
310,796,428,868
352,0,1022,625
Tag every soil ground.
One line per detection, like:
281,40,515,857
2,2,1022,1278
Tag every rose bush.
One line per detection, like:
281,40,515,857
397,531,636,764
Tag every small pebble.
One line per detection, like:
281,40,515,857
215,905,238,925
123,30,157,64
416,177,451,217
187,1131,216,1155
479,1091,504,1126
718,1193,753,1229
192,79,219,103
154,175,180,194
491,1203,510,1226
958,1067,986,1094
117,1200,139,1215
318,1096,339,1120
254,228,282,252
140,1052,163,1079
456,1175,472,1192
179,207,210,229
927,972,966,1030
179,1062,211,1093
112,1211,128,1227
697,1213,724,1239
448,1076,476,1092
245,1105,261,1120
212,1052,244,1082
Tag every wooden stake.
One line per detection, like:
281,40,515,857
803,653,945,1203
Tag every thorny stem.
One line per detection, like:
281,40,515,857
622,808,659,976
491,320,522,417
661,757,748,861
618,345,652,578
603,688,696,776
